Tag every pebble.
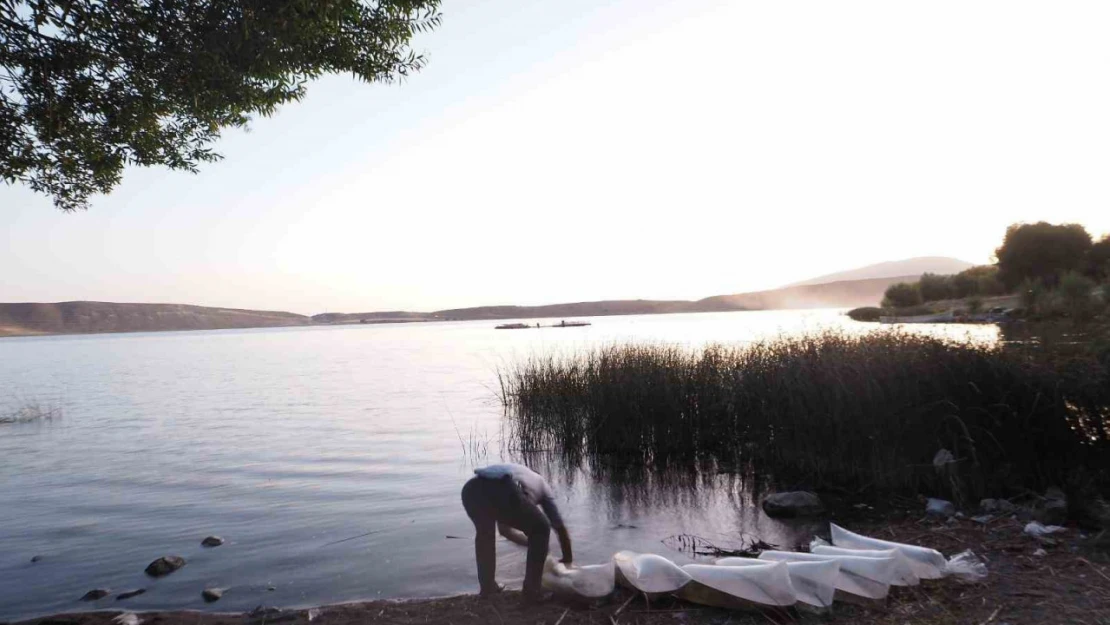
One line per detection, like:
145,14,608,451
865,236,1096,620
202,588,224,603
145,555,186,577
79,589,110,601
31,555,43,563
116,589,146,600
201,536,224,547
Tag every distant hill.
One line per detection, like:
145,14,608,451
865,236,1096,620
0,302,309,337
789,257,975,287
0,271,933,337
696,275,916,311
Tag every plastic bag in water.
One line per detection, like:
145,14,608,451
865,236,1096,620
944,550,988,583
541,557,615,599
613,551,692,594
716,557,840,608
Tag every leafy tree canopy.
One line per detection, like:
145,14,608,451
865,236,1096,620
995,222,1092,289
1,0,441,210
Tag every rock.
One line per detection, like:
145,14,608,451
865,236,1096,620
145,555,186,577
116,589,146,600
79,589,110,601
971,514,993,524
761,491,825,518
926,498,956,518
933,449,957,468
202,588,224,603
30,555,43,563
201,536,224,547
267,586,277,592
1033,548,1047,557
1041,487,1068,525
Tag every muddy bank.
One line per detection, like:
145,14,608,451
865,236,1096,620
13,515,1110,625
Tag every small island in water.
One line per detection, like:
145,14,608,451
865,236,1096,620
495,320,592,330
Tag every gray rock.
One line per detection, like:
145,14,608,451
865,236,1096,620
116,589,146,600
761,491,825,518
980,498,1018,514
145,555,186,577
79,589,110,601
1041,487,1068,525
926,498,956,518
201,536,224,547
30,555,43,563
202,588,224,603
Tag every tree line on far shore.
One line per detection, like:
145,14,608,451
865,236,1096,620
879,222,1110,318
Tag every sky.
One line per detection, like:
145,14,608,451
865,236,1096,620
3,0,1110,314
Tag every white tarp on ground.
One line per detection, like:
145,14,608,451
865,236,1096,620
540,524,985,608
715,557,840,608
830,523,948,580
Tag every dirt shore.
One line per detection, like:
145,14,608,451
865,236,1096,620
13,514,1110,625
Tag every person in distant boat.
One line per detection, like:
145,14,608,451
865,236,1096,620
461,463,573,601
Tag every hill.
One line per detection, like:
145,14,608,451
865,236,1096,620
0,274,924,337
788,256,974,287
696,275,915,311
0,302,310,337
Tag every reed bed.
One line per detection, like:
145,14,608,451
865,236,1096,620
499,331,1109,501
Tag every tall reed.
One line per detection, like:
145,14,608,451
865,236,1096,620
499,331,1109,502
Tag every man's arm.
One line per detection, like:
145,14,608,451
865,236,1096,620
555,525,573,565
539,496,573,564
497,522,529,547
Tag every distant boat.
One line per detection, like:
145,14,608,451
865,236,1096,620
553,320,590,328
495,323,531,330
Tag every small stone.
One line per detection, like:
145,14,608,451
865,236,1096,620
202,588,224,603
971,515,993,524
1033,548,1047,557
30,555,43,563
79,589,110,601
1041,487,1068,525
926,498,957,518
267,586,277,592
201,536,224,547
145,555,186,577
116,589,146,600
762,491,825,518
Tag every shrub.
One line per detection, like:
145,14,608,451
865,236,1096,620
1060,271,1096,318
847,307,882,322
883,282,923,308
919,273,953,302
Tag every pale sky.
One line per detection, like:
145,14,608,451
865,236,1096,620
3,0,1109,314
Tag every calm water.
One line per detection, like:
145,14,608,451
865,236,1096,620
0,310,998,620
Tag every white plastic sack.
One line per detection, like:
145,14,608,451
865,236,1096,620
944,550,988,583
830,523,947,580
613,551,692,594
680,562,796,608
541,557,616,598
716,557,840,608
758,550,896,600
810,546,920,586
1024,522,1066,538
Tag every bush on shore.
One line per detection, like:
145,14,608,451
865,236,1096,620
499,331,1109,503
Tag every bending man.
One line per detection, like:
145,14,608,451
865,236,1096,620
461,463,573,601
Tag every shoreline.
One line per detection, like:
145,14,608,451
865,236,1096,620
13,513,1110,625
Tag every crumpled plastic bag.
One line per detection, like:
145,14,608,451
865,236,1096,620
943,550,988,583
541,557,615,598
1024,522,1066,538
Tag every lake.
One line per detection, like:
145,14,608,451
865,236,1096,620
0,310,999,620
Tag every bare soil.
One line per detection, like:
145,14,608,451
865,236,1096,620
13,514,1110,625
